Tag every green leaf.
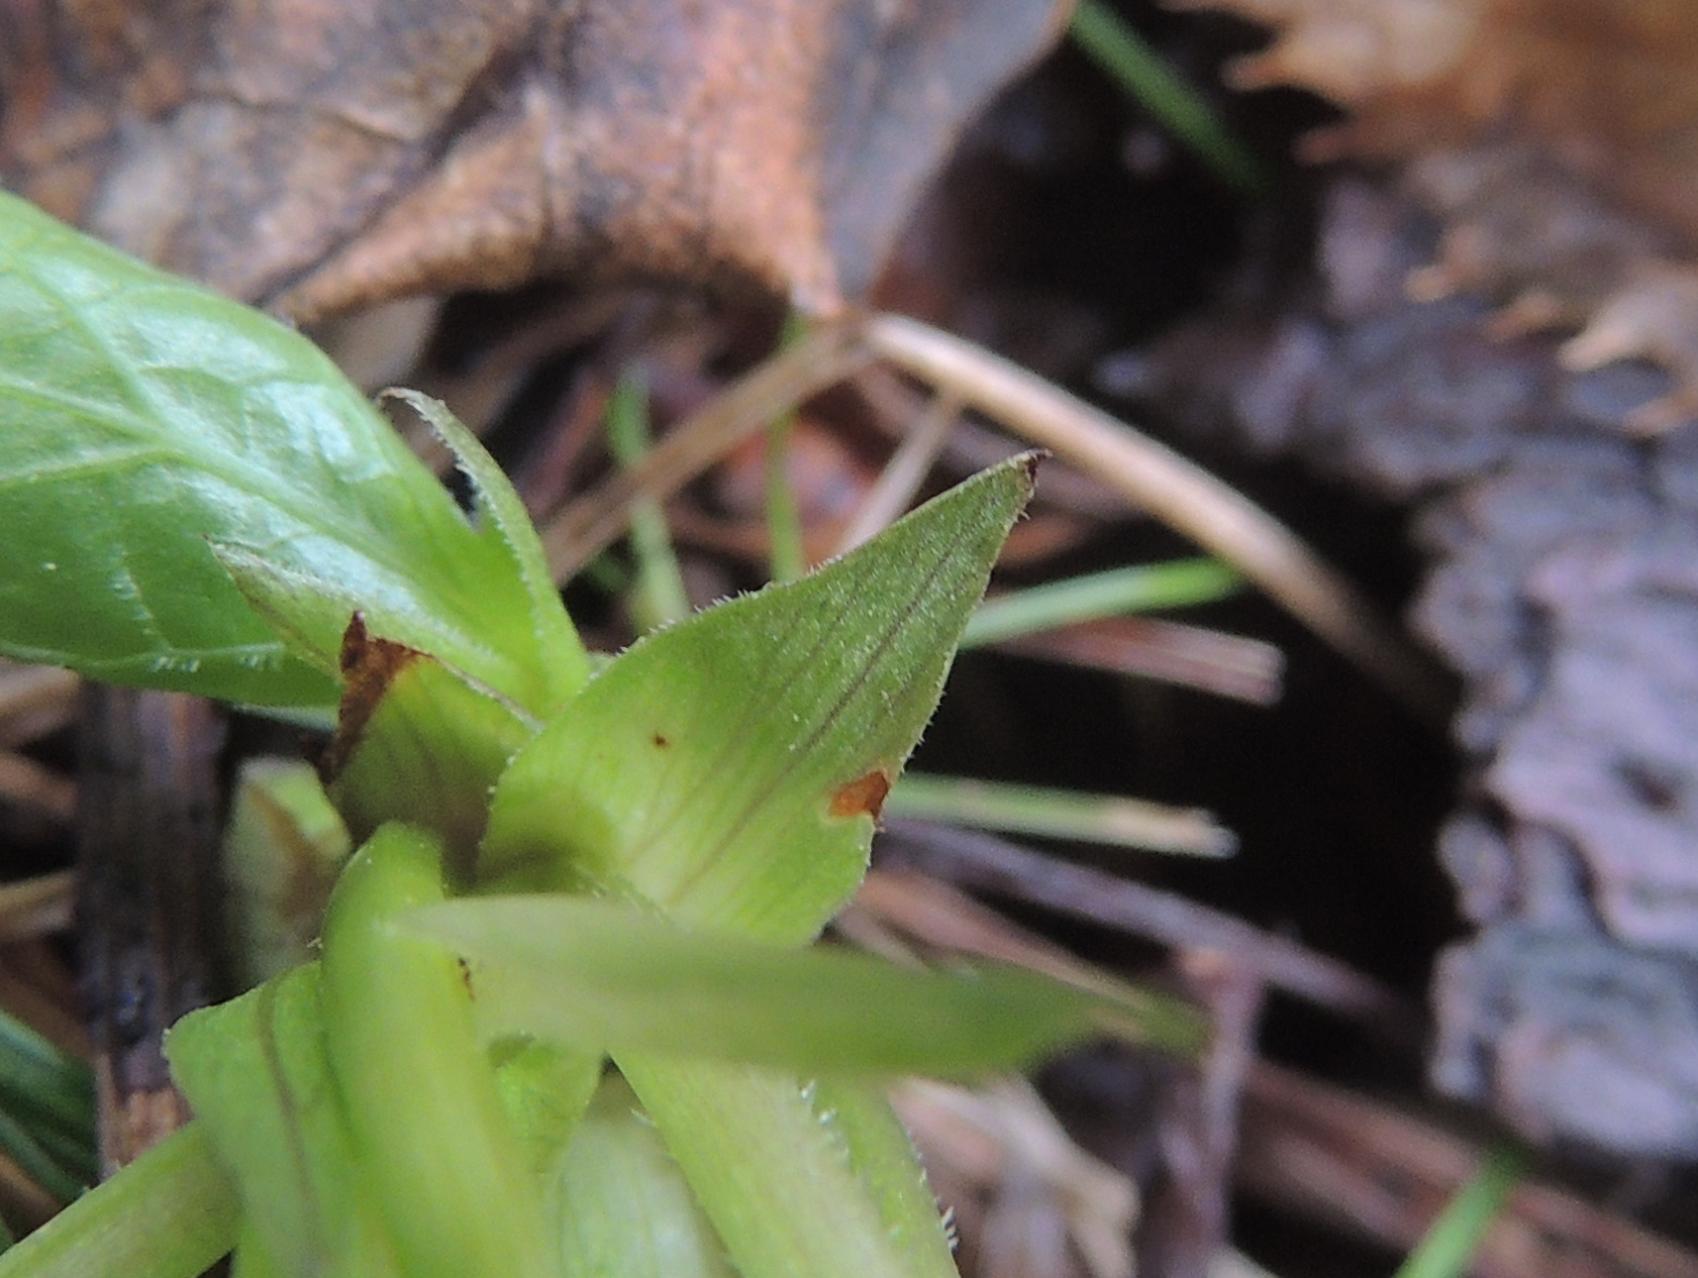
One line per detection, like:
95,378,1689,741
164,967,404,1278
616,1057,958,1278
0,192,581,710
318,825,552,1278
222,759,351,988
479,455,1039,942
412,895,1113,1075
552,1075,735,1278
0,1124,238,1278
320,617,537,863
382,390,589,713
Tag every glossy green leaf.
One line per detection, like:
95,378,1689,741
552,1075,735,1278
164,966,403,1278
617,1057,957,1278
0,1124,238,1278
479,455,1038,942
412,895,1114,1075
0,192,580,709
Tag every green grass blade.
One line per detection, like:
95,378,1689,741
1070,0,1266,193
762,316,812,584
888,775,1236,857
0,1123,238,1278
1393,1146,1523,1278
0,1013,92,1155
961,558,1241,649
607,370,691,631
0,1107,84,1205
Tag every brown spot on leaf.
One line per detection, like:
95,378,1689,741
319,613,422,784
652,732,671,748
829,769,891,820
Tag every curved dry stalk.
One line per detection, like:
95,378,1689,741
862,312,1450,721
541,322,874,582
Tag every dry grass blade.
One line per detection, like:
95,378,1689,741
863,312,1449,722
835,389,963,553
994,618,1284,706
1240,1063,1698,1278
895,1078,1137,1278
0,872,75,943
0,754,74,824
541,322,874,581
877,824,1418,1038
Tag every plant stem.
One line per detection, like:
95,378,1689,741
0,1123,237,1278
319,825,553,1278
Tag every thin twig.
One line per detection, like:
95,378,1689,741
835,390,962,554
541,322,873,581
863,313,1451,723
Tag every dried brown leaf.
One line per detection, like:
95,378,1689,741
1176,0,1698,428
1,0,1068,317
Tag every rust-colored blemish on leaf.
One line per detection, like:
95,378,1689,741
829,769,892,819
319,613,423,783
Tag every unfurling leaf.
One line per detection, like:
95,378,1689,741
479,455,1039,942
0,193,584,709
321,617,536,862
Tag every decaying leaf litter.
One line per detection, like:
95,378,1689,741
4,0,1698,1275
